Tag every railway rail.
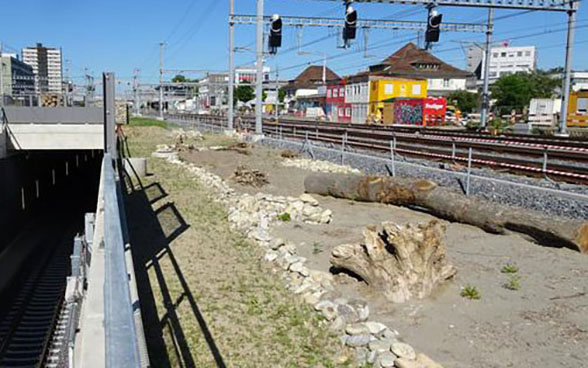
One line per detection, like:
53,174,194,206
166,113,588,184
0,230,73,368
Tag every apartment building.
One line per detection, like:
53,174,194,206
22,43,63,94
467,44,537,82
235,65,270,85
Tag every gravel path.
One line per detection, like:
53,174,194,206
261,137,588,220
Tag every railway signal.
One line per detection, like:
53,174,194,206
425,10,443,45
343,6,357,47
268,14,282,54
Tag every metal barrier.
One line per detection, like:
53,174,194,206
102,153,142,367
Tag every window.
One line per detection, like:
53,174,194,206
385,84,394,95
517,51,523,57
493,53,498,58
501,52,506,57
525,51,531,56
489,71,498,77
340,87,345,96
327,89,332,98
333,88,338,98
338,107,344,117
346,107,351,117
578,98,588,113
443,79,450,88
412,84,421,95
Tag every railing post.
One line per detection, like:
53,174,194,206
389,140,396,177
341,132,346,165
451,138,456,160
466,147,473,196
103,72,117,160
542,146,549,176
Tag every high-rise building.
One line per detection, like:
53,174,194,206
467,44,537,83
22,43,62,94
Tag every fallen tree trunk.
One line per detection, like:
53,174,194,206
331,220,457,303
304,173,588,254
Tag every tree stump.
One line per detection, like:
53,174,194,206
331,220,457,303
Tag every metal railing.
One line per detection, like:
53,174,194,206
102,153,142,367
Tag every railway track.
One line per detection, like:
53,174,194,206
0,230,73,368
166,113,588,184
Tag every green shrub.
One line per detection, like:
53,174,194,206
460,285,481,300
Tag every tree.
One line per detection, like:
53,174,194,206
262,90,267,102
234,85,255,104
447,90,479,114
172,75,187,83
278,89,286,103
491,71,560,114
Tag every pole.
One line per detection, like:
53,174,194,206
228,0,235,130
159,42,165,120
255,0,264,135
480,8,494,130
322,53,326,84
0,42,4,107
559,6,576,136
275,64,279,120
133,68,140,116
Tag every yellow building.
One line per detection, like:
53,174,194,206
368,78,427,122
567,90,588,127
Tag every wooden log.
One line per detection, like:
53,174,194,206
304,173,588,253
331,220,456,303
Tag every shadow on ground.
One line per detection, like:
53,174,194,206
123,173,227,368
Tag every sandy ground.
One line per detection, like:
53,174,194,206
181,143,588,368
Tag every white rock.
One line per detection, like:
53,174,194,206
346,323,370,335
377,352,397,368
365,321,388,335
264,251,278,263
269,238,285,250
299,193,319,206
345,334,371,347
289,261,309,277
368,339,393,353
391,342,416,361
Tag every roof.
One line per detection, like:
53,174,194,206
368,43,471,79
285,65,341,90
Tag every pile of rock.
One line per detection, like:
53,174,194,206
161,156,332,247
282,158,361,175
170,128,204,142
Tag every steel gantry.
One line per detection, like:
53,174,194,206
231,14,489,33
317,0,577,12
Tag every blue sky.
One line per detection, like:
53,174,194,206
1,0,586,88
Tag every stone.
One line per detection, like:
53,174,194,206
368,339,393,353
309,270,334,289
367,350,378,364
365,321,387,335
377,352,397,368
377,328,399,340
329,316,346,332
299,193,319,206
304,291,322,305
293,279,314,295
337,304,360,324
264,250,278,263
320,209,333,223
395,354,444,368
314,300,338,321
289,261,309,277
391,342,416,361
355,347,369,365
280,242,297,254
346,323,370,335
345,334,371,348
270,238,285,250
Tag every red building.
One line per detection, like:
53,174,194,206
326,81,352,123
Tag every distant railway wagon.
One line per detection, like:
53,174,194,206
567,90,588,127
